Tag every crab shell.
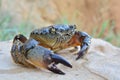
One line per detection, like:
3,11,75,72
30,24,76,51
30,24,92,60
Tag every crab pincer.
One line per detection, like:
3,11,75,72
11,34,72,75
46,53,72,74
75,31,92,60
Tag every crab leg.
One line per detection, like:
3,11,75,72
75,31,92,60
11,34,36,68
13,34,27,43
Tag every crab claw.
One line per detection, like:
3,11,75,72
76,43,89,60
22,39,72,75
47,53,72,75
75,31,91,60
47,65,65,75
51,54,72,68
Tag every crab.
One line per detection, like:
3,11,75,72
30,24,92,60
11,34,72,75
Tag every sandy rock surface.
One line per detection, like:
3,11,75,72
0,39,120,80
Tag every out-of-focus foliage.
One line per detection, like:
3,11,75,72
0,13,120,47
91,20,120,47
0,14,35,41
0,0,120,47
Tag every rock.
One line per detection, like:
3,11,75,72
0,39,120,80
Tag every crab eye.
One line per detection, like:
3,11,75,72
50,27,56,33
69,25,76,29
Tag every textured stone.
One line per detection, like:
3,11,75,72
0,39,120,80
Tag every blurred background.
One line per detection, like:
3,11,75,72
0,0,120,47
